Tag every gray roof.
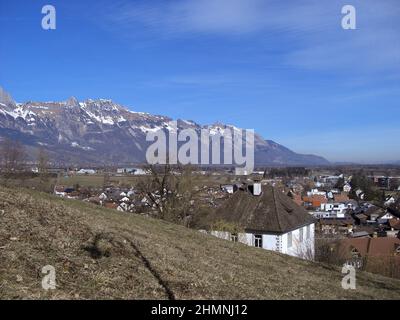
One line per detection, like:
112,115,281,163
351,231,371,238
211,185,315,234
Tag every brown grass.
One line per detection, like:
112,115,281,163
0,186,400,300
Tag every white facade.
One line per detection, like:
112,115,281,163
343,183,352,193
133,168,148,175
99,193,107,201
379,212,394,221
384,196,396,207
355,189,364,197
54,191,66,197
117,168,147,175
211,223,315,260
117,168,135,174
221,185,234,194
252,182,262,196
77,169,96,174
320,202,347,214
313,211,345,219
345,201,357,210
307,189,326,197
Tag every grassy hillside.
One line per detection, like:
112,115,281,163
0,186,399,299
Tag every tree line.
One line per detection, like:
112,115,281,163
263,167,310,178
0,138,50,188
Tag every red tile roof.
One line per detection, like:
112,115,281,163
389,219,400,230
104,202,118,209
339,237,400,258
334,193,350,202
303,195,327,208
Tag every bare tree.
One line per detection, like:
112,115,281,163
1,138,26,171
102,166,111,190
137,164,200,226
0,138,26,186
37,146,50,190
314,236,348,265
37,146,49,174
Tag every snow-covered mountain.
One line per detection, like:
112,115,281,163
0,86,329,166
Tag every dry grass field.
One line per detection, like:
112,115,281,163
0,172,236,191
1,186,400,299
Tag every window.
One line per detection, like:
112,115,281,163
306,225,311,239
350,247,363,269
254,234,262,248
299,228,303,242
287,232,292,249
351,247,361,259
230,233,238,243
275,235,282,252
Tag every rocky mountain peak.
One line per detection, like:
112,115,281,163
0,86,330,166
0,86,16,110
66,96,79,107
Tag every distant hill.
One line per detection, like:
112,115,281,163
0,86,329,167
0,186,399,299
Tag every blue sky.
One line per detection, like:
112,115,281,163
0,0,399,163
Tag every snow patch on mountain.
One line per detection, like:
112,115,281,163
71,141,94,151
0,106,37,121
0,86,330,166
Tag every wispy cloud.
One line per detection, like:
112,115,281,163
285,16,400,73
102,0,270,35
138,72,280,90
99,0,333,36
96,0,400,75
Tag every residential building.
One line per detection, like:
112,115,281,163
303,195,328,210
320,202,347,216
307,188,326,197
336,237,400,278
77,168,96,175
343,183,352,193
334,193,350,203
209,184,316,260
384,195,396,207
220,184,237,194
317,217,354,235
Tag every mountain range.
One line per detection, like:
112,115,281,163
0,86,329,167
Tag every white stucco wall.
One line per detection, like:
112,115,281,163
280,224,315,259
210,223,315,260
